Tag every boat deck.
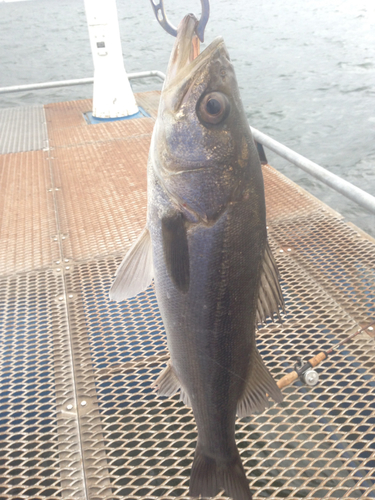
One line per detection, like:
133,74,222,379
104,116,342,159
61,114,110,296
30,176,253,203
0,91,374,499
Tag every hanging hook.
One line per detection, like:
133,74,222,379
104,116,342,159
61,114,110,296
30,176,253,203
149,0,210,42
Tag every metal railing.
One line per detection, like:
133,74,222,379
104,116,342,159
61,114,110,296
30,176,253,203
1,70,374,215
250,127,375,215
0,71,166,95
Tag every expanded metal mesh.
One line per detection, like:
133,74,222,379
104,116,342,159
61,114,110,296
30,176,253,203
0,271,85,499
0,92,374,500
63,252,375,499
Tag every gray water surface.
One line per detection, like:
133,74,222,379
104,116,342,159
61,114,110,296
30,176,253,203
1,0,374,236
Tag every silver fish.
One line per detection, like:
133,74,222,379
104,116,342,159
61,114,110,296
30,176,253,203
110,14,284,500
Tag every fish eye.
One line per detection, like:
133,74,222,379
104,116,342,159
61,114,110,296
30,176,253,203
198,92,230,125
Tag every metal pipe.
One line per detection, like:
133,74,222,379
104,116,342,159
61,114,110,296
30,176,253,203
0,71,166,95
128,70,166,81
0,78,94,94
251,126,375,215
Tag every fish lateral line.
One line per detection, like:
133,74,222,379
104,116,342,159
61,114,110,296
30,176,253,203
164,166,214,175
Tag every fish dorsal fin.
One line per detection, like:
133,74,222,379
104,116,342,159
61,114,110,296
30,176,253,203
162,212,190,293
109,227,153,301
237,348,283,417
256,241,284,325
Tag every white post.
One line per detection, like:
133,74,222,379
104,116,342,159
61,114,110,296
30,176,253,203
84,0,139,119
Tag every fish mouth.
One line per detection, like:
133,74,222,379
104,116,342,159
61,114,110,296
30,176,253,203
164,14,224,89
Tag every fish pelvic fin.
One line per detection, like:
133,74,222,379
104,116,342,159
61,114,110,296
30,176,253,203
152,361,192,407
179,386,192,407
109,227,153,301
152,361,180,397
237,348,283,418
256,241,285,326
189,443,252,500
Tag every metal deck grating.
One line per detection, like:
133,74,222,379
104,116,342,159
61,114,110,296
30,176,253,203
52,136,149,261
0,270,85,498
0,106,48,155
44,100,92,129
62,253,375,499
47,109,154,149
134,92,163,120
0,91,374,499
48,117,155,149
262,164,322,221
0,150,59,276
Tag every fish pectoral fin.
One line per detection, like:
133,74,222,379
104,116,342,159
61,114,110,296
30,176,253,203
237,348,283,417
152,361,180,397
162,212,190,293
109,227,153,301
256,241,285,326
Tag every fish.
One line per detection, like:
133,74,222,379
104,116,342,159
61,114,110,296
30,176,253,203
110,13,284,500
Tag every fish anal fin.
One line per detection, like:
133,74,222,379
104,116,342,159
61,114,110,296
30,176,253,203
190,443,252,500
256,241,284,326
237,348,283,418
162,212,190,293
109,227,153,301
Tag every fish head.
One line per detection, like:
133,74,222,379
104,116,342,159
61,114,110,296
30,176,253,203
152,14,262,223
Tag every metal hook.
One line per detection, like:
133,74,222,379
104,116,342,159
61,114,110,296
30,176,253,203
149,0,210,42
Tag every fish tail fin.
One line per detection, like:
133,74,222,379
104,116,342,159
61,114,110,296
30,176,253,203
189,443,252,500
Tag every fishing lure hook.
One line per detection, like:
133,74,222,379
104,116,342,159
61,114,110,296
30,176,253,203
149,0,210,42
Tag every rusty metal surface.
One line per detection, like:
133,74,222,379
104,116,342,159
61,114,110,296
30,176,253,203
53,137,149,261
0,150,59,275
0,92,375,499
48,117,154,149
44,95,155,150
263,163,325,221
44,99,91,129
134,91,162,120
44,96,152,262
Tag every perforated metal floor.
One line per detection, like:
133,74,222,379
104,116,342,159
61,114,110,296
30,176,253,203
0,91,374,500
